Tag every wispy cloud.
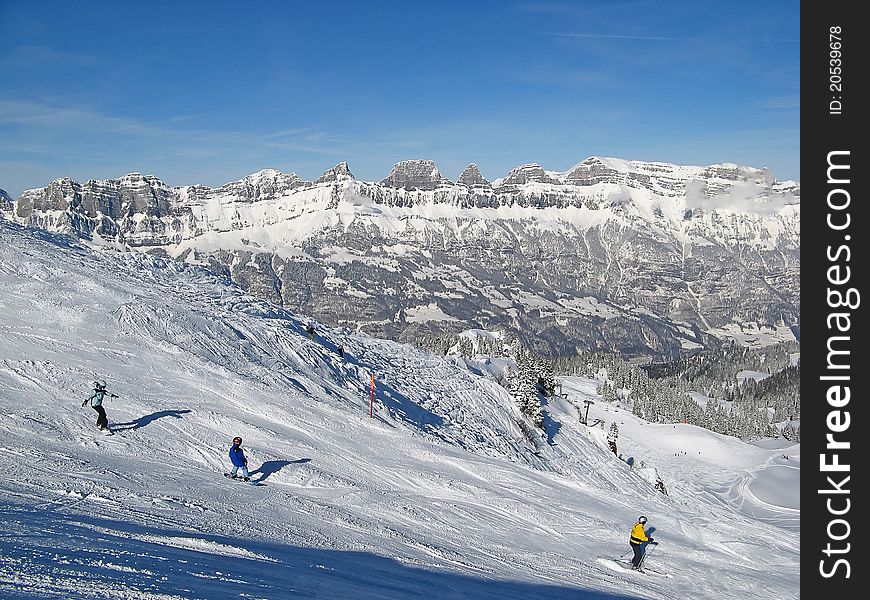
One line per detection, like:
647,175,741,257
685,180,795,216
0,100,358,194
540,32,704,42
1,45,99,66
0,100,342,155
539,31,798,43
757,95,800,110
0,100,166,135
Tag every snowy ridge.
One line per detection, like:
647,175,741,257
6,156,800,251
3,156,800,359
0,221,798,599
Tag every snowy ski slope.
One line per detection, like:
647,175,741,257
0,220,799,599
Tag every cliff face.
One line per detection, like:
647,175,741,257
0,189,13,213
5,157,800,359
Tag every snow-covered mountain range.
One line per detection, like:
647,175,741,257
0,219,799,599
2,157,800,359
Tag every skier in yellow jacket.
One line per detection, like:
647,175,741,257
629,516,655,569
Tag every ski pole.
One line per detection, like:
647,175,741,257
639,541,658,569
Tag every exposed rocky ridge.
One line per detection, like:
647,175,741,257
315,161,354,184
3,157,800,360
499,163,560,186
457,163,490,188
0,189,12,213
379,159,452,190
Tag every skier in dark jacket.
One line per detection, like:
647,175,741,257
81,380,117,431
629,516,655,569
227,436,250,481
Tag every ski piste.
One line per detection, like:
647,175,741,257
595,557,671,578
224,473,262,486
618,559,670,577
1,218,800,599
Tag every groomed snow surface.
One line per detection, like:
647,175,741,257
0,221,799,599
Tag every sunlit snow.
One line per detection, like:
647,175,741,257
0,220,798,599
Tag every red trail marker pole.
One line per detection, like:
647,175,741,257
370,373,375,418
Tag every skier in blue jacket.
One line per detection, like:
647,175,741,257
227,436,251,481
81,380,117,431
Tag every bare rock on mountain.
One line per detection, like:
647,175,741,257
4,156,800,360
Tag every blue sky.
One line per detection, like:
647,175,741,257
0,1,799,198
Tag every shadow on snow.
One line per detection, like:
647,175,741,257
112,409,192,431
250,458,311,483
540,396,563,445
1,500,640,600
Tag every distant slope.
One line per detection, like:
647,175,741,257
0,220,799,599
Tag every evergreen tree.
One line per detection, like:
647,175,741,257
511,349,544,428
607,422,619,454
419,331,799,444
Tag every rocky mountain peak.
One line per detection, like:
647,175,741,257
116,172,174,193
380,159,448,190
457,163,490,188
218,169,304,203
241,169,301,186
500,163,559,186
316,161,355,184
562,157,621,186
702,163,775,185
15,177,82,216
5,154,800,360
119,172,145,182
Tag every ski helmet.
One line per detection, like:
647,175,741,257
638,516,648,524
95,380,106,390
232,436,242,445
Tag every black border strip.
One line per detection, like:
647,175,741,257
802,2,866,596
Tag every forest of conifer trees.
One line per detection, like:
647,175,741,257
416,332,800,442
